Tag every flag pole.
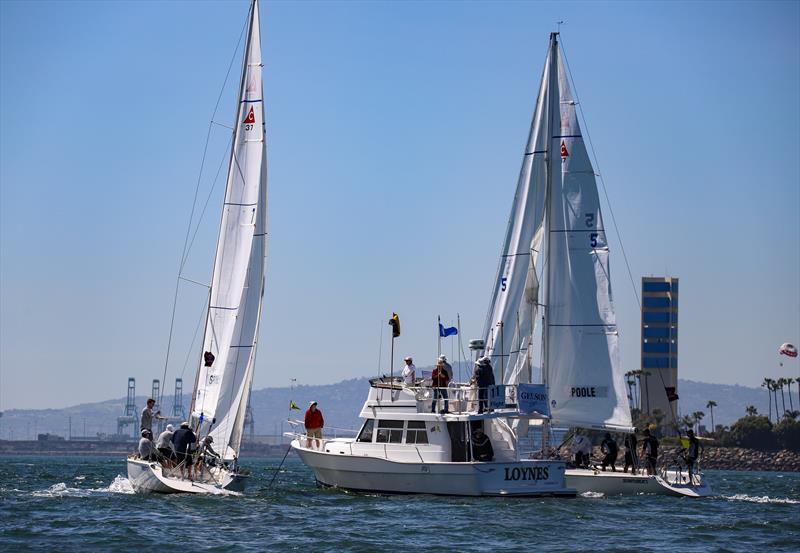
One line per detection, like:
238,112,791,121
437,315,442,358
457,313,462,383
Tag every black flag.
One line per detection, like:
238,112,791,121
389,313,400,338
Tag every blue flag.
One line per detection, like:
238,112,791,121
439,323,458,337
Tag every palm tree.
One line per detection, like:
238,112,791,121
745,405,758,416
762,378,774,422
692,410,705,434
786,377,795,411
784,410,800,421
706,400,717,435
624,371,636,411
777,377,788,417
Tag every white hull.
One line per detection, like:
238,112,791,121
566,468,712,497
292,440,574,497
126,458,247,495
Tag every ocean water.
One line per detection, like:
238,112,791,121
1,456,798,552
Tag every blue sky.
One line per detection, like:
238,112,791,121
1,0,798,410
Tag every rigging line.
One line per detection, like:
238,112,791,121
183,133,235,267
179,300,210,379
558,37,641,310
160,13,249,405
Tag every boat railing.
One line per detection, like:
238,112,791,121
404,383,531,417
284,421,358,453
657,447,704,486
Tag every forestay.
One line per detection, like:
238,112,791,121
191,0,268,460
544,37,631,431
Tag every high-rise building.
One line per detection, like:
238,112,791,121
640,276,679,431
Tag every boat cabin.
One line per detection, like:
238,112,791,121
311,377,546,464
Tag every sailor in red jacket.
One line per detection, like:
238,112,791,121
304,401,324,449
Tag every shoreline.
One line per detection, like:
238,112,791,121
1,439,798,471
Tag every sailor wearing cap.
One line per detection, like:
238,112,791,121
472,356,495,413
156,423,176,466
170,421,198,479
304,401,325,450
438,355,453,381
402,357,416,386
138,428,157,462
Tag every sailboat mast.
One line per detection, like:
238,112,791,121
541,32,559,454
542,32,558,391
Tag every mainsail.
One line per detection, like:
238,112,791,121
191,0,268,460
485,33,631,431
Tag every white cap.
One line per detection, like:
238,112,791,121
166,424,174,432
309,400,318,406
438,355,447,361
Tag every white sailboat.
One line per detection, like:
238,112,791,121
483,32,710,497
127,0,268,495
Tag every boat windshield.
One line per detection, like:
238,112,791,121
356,419,375,442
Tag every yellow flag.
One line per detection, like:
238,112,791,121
289,401,300,410
389,312,401,338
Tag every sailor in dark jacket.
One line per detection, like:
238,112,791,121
471,428,494,462
472,357,495,414
600,432,618,472
684,429,702,484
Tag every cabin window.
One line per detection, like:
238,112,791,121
357,419,375,442
375,420,403,443
406,421,428,444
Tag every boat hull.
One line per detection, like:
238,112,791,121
126,458,247,495
292,440,574,497
566,468,712,497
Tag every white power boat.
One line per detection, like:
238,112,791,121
291,378,575,497
127,0,268,494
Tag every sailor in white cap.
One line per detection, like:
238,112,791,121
402,356,416,385
156,423,176,466
472,356,495,413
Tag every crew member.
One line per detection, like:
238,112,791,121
472,357,495,414
138,429,157,462
402,357,416,386
140,398,165,434
431,360,450,413
195,435,221,471
684,429,701,485
471,428,494,462
641,428,659,475
570,432,592,468
171,421,197,480
438,355,453,381
304,401,324,449
600,432,618,472
155,423,175,467
623,432,638,473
